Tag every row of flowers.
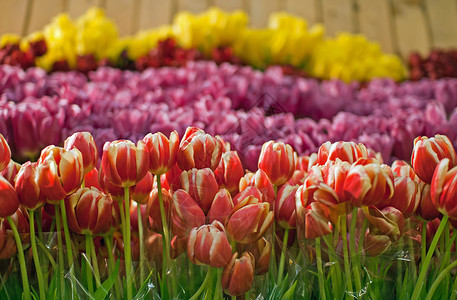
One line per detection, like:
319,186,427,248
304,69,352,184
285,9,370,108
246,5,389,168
0,7,407,82
0,127,457,299
1,62,456,170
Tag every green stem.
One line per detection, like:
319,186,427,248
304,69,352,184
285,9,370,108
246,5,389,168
36,208,44,244
277,228,290,285
189,267,213,300
137,203,145,284
89,235,101,288
411,215,449,299
396,235,404,298
323,234,341,299
316,237,327,300
349,207,362,294
406,218,417,282
117,200,126,238
123,187,133,300
214,268,223,300
105,235,121,299
424,259,457,300
29,210,46,300
450,229,457,300
35,208,48,288
341,215,354,294
421,221,427,268
59,201,75,269
7,216,31,300
85,235,94,295
55,204,65,297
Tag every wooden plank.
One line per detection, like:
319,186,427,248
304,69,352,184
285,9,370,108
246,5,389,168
322,0,356,36
104,0,138,35
357,0,396,53
26,0,66,34
284,0,322,25
67,0,104,19
424,0,457,48
249,0,280,27
0,0,29,35
138,0,173,29
177,0,208,13
214,0,246,11
391,0,431,57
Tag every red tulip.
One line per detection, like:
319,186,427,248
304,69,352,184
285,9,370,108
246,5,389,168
171,189,205,236
147,188,172,233
129,201,148,232
131,172,154,204
238,237,271,275
0,134,11,172
15,162,46,210
0,175,19,218
0,160,20,185
417,182,441,220
207,189,234,224
364,232,392,256
232,186,264,207
65,187,114,235
317,141,368,165
180,168,218,213
143,131,179,175
177,127,223,171
391,160,420,182
377,176,420,217
164,163,182,192
36,146,84,202
363,206,404,241
301,202,333,239
258,141,295,186
275,184,298,229
296,153,317,172
226,196,273,243
411,135,457,183
101,140,149,188
99,166,131,202
187,220,232,267
222,252,255,296
0,220,18,259
84,168,101,190
431,158,457,218
239,169,275,206
64,132,98,175
214,151,244,195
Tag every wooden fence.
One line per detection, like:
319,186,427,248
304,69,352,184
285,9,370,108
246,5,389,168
0,0,456,58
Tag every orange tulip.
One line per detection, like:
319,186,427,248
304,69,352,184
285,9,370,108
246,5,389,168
0,134,11,172
431,158,457,219
317,141,368,165
222,252,255,296
143,131,179,175
0,175,19,218
180,168,218,213
64,131,98,175
214,151,244,195
207,189,234,224
258,141,295,186
15,162,46,210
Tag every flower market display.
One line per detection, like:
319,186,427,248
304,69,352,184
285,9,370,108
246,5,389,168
0,5,457,300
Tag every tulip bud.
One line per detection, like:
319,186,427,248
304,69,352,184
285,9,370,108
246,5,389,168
0,134,11,172
364,232,392,256
363,206,404,241
317,141,368,165
222,252,255,296
65,187,114,235
239,169,275,206
15,162,46,210
275,184,298,229
131,172,153,204
171,189,205,236
165,163,182,192
64,132,98,175
411,135,457,183
302,202,333,239
417,182,441,220
101,140,149,188
147,188,172,233
129,201,148,232
143,131,179,175
214,151,244,195
296,153,317,172
36,146,84,202
0,160,20,185
0,175,19,218
177,127,223,171
226,197,273,243
180,168,218,213
391,160,420,182
207,189,234,224
84,168,101,190
0,220,18,259
258,141,295,186
239,237,271,275
431,158,457,219
377,176,420,217
187,220,232,267
99,166,132,202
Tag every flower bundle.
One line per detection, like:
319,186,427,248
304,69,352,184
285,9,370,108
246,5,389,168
0,7,406,82
409,49,457,80
1,128,457,299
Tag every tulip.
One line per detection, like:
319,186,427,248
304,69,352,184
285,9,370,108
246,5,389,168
65,187,114,235
222,252,255,296
232,186,264,207
377,176,420,217
0,220,18,259
226,196,274,243
301,202,333,239
180,168,218,213
131,172,153,204
36,146,84,202
0,160,20,185
187,220,232,267
296,153,317,172
0,134,11,172
171,189,205,236
15,162,46,210
0,175,20,218
275,184,298,229
164,163,182,192
147,188,172,233
391,160,420,182
99,166,131,202
431,158,457,219
317,141,368,165
64,131,98,175
101,140,149,188
364,232,392,256
239,169,275,206
143,131,179,175
363,206,404,241
214,151,244,195
258,141,296,186
417,182,441,220
238,237,271,275
411,135,457,183
84,168,101,190
177,127,223,171
207,189,234,224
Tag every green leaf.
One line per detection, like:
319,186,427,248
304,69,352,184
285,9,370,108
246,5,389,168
280,280,298,300
45,271,57,300
92,259,120,300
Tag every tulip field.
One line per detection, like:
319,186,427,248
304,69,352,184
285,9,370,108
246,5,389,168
1,6,457,300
